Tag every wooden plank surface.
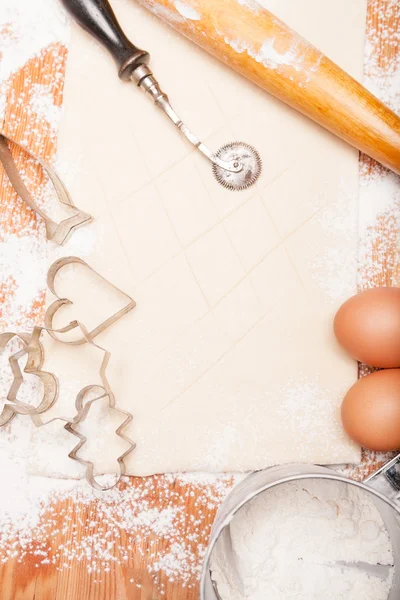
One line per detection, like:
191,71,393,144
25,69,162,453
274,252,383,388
0,1,399,598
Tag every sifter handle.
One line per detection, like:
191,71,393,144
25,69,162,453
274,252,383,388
60,0,150,80
365,453,400,504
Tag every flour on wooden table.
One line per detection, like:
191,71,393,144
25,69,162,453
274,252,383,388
0,0,68,83
0,0,399,594
358,0,400,293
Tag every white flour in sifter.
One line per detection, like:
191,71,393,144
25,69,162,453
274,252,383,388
211,479,394,600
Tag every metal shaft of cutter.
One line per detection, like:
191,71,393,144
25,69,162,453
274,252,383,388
131,65,243,174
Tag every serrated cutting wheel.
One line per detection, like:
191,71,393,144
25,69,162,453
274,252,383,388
61,0,263,192
212,142,262,191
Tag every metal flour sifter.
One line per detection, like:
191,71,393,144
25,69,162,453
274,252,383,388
200,454,400,599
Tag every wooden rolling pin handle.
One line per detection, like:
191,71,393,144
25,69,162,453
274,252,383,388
286,55,400,174
137,0,400,174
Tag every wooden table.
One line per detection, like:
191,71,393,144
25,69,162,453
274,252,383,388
0,1,399,598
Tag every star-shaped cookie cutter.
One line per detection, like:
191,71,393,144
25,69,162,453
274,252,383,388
0,331,58,426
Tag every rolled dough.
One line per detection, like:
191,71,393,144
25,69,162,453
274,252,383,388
30,0,366,477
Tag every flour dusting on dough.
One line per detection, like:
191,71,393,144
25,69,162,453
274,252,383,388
309,183,358,303
174,1,201,20
276,376,351,462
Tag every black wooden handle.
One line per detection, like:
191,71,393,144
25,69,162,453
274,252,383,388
60,0,150,80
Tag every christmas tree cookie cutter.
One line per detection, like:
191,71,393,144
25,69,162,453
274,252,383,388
65,384,134,492
2,321,135,491
0,133,92,245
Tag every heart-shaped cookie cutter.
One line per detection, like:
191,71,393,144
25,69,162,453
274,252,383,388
3,321,135,491
45,257,136,345
0,133,92,245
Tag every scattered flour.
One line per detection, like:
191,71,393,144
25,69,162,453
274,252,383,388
0,234,48,322
136,0,185,25
254,37,321,77
358,173,400,236
236,0,262,14
211,479,394,600
278,377,337,436
0,0,69,83
307,0,400,302
174,1,201,21
0,0,399,593
216,2,323,86
308,182,358,303
357,0,400,294
29,83,62,131
0,434,236,589
218,32,320,82
358,173,400,290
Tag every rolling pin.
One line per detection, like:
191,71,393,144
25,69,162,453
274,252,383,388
134,0,400,174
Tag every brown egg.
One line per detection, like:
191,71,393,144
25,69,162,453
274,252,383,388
341,369,400,452
334,287,400,368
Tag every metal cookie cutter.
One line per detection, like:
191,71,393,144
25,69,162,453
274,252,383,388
0,332,38,426
200,456,400,599
0,331,58,426
0,324,79,425
1,258,136,490
7,329,59,418
45,257,136,345
0,133,92,245
8,321,135,491
66,384,134,492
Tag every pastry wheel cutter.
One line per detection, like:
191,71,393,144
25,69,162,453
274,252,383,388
60,0,262,191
